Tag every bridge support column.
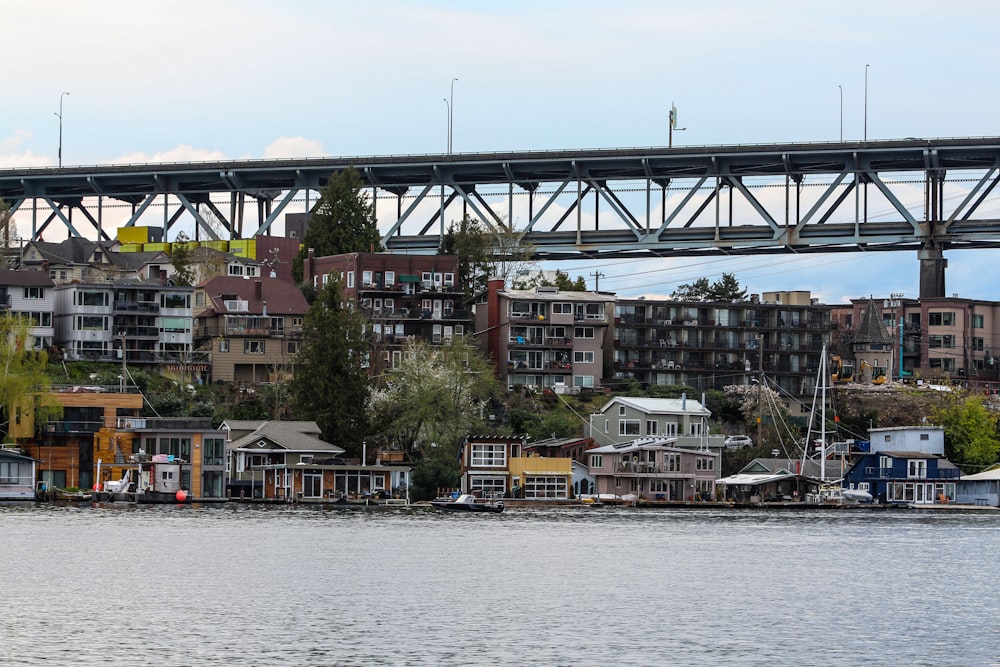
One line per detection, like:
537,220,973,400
918,244,947,299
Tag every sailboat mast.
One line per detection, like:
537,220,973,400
820,343,827,482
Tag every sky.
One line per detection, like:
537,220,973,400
3,0,1000,304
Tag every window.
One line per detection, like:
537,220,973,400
229,264,245,276
928,311,954,326
574,350,594,363
385,271,395,285
590,454,603,468
645,420,658,436
618,405,626,416
77,316,106,331
219,339,229,352
573,375,594,388
161,293,189,309
244,340,265,354
78,290,105,306
470,477,505,498
286,341,300,354
160,317,188,333
553,303,572,314
470,443,507,467
23,286,43,300
443,273,455,286
362,270,373,286
619,419,640,436
973,314,984,328
347,271,355,288
574,327,595,339
203,438,225,466
908,459,927,479
973,337,984,351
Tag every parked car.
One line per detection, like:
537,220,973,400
724,435,753,449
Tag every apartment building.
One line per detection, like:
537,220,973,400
53,280,195,371
475,279,615,392
302,252,471,372
614,291,833,405
0,269,56,350
832,295,1000,390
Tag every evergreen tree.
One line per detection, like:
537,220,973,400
292,167,382,283
708,272,748,301
289,279,370,456
166,231,197,286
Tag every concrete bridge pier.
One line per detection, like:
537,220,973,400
918,243,947,299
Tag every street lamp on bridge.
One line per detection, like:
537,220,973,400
55,91,69,167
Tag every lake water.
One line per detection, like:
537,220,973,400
1,503,998,667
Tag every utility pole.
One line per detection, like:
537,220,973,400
756,334,764,447
590,271,604,291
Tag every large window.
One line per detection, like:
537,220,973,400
470,443,507,467
619,419,640,436
203,437,225,466
928,311,955,326
78,290,105,306
973,314,985,328
574,375,594,388
161,293,190,309
244,340,265,355
77,315,107,331
159,437,192,459
574,327,595,339
574,351,595,363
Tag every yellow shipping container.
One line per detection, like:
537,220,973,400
230,238,257,259
172,241,199,252
117,226,152,244
143,242,172,253
201,240,229,252
118,243,143,253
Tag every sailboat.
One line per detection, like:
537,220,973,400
806,345,872,504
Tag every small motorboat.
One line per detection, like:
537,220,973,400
430,493,504,514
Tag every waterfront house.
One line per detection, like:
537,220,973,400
0,447,38,499
955,465,1000,507
226,420,411,501
586,436,719,502
716,458,826,503
586,395,723,451
0,269,56,351
841,426,960,504
843,451,960,504
458,435,573,499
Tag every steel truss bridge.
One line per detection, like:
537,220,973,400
3,137,1000,296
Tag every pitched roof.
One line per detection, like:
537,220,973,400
598,395,710,416
228,420,342,455
197,275,308,316
852,298,893,345
0,269,54,287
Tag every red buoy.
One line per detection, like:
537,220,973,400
175,490,188,502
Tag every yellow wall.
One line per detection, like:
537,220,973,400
508,456,573,478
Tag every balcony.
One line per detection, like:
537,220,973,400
862,466,961,480
113,301,160,314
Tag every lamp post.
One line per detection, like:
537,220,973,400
448,77,458,154
55,91,70,167
442,97,450,153
838,85,843,142
864,65,869,142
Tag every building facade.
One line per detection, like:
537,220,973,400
586,437,720,502
193,276,308,383
302,252,471,373
614,291,833,406
476,280,615,391
0,269,56,350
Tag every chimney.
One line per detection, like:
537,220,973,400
254,279,262,301
304,248,315,283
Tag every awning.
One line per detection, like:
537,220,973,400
399,274,420,283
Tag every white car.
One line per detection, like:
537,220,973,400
724,435,754,449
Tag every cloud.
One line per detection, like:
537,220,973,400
263,137,326,159
108,145,229,165
0,130,53,168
